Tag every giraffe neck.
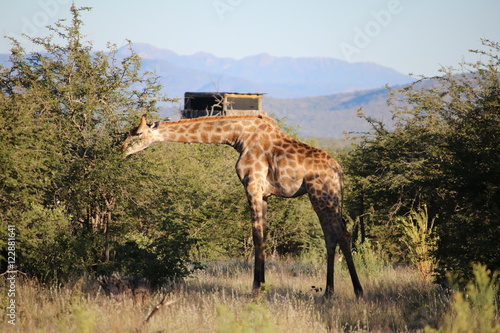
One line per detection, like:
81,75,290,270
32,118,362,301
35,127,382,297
153,115,278,151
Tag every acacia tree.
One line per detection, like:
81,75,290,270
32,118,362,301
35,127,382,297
0,5,190,283
1,6,333,285
343,39,500,281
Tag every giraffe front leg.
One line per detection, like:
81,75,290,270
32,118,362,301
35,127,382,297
249,196,268,296
325,241,337,297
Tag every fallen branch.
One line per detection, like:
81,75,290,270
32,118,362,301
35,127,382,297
143,293,178,325
0,270,28,277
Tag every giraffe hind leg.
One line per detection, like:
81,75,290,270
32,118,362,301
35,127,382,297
311,206,339,297
338,226,363,298
312,204,363,298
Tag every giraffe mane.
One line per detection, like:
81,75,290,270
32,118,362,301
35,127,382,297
162,114,276,126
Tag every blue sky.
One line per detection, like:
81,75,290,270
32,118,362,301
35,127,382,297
1,0,499,76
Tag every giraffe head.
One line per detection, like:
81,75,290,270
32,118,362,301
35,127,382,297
121,115,158,156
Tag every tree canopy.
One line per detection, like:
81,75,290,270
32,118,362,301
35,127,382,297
0,6,325,285
0,5,186,285
343,39,500,282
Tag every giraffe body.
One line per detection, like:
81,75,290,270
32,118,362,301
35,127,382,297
121,115,363,297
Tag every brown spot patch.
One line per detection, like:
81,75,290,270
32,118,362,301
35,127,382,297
211,134,222,142
189,124,201,133
273,147,285,156
200,132,209,142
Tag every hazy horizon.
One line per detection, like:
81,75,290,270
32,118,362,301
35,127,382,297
1,0,499,78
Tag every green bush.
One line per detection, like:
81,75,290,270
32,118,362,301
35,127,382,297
216,302,277,333
397,205,438,281
0,5,192,285
425,263,499,333
343,39,500,282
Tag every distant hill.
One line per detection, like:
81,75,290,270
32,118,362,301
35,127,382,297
124,43,413,137
156,87,394,139
263,87,392,138
0,44,414,138
122,43,413,99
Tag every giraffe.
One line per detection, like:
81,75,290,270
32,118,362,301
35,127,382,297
121,114,363,298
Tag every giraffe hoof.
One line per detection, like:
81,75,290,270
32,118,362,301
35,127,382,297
311,286,322,293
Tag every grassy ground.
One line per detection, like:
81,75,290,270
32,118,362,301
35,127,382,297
1,258,455,333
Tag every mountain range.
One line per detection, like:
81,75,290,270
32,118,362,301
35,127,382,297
123,43,415,138
1,43,415,138
124,43,412,99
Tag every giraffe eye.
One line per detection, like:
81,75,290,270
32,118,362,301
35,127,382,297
132,129,144,136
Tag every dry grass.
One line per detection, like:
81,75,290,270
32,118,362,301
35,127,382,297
1,259,449,332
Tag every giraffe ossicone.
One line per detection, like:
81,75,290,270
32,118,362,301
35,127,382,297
121,114,363,298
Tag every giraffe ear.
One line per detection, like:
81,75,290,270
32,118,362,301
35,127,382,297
136,114,149,134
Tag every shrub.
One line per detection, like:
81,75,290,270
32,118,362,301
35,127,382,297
425,263,499,333
397,205,438,281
